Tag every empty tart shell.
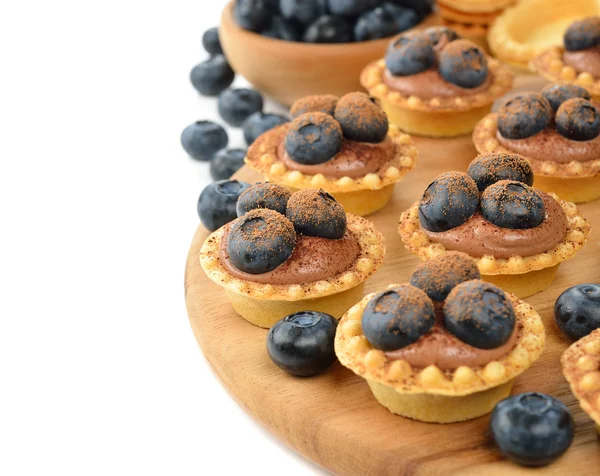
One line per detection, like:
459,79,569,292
398,195,591,298
474,113,600,203
488,0,600,72
437,0,515,14
244,124,416,216
561,329,600,432
200,214,385,328
335,284,545,423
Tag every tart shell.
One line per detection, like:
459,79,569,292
437,0,515,14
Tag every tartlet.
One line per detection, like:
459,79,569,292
200,185,384,328
335,253,545,423
561,329,600,432
244,92,416,216
361,26,514,137
474,87,600,203
398,153,591,298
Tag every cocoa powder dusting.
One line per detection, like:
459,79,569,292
290,95,339,119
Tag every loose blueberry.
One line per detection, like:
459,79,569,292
418,172,479,232
410,252,480,302
554,284,600,340
218,88,264,127
181,120,228,161
385,35,435,76
444,280,515,349
389,0,434,18
355,4,418,42
556,98,600,141
541,84,591,112
285,112,343,165
226,208,296,274
327,0,376,17
290,95,339,119
202,27,223,55
303,15,353,43
564,16,600,51
210,148,246,181
286,189,346,239
234,0,273,31
334,92,389,143
190,55,235,96
467,153,534,191
267,311,338,376
439,39,488,88
491,393,574,467
481,180,545,230
280,0,327,25
261,15,301,41
362,285,435,351
237,182,292,216
497,93,552,140
421,25,460,45
242,112,289,145
197,180,251,231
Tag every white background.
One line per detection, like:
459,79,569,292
0,1,321,474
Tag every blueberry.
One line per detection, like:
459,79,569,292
197,180,251,231
497,93,552,140
481,180,545,230
382,3,420,33
556,98,600,141
334,92,389,142
467,153,534,191
280,0,327,25
421,26,460,45
285,112,343,165
444,280,515,349
202,27,223,55
190,55,235,96
410,252,480,302
226,208,296,274
554,284,600,340
564,16,600,51
385,35,435,76
491,393,574,467
234,0,273,31
439,39,488,88
290,95,339,119
210,149,246,181
355,4,417,42
242,112,289,145
327,0,376,17
218,88,264,127
362,285,435,351
389,0,434,17
261,15,301,41
267,311,338,376
418,172,479,232
181,120,228,161
236,182,292,216
541,84,591,112
286,189,346,239
303,15,353,43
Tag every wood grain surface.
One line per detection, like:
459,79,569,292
184,77,600,475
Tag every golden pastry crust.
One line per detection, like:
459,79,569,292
361,59,513,113
473,113,600,178
438,0,515,14
533,46,600,97
561,329,600,425
200,214,385,301
438,3,501,26
398,195,591,276
335,284,544,396
244,124,416,193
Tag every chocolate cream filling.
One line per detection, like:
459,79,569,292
563,46,600,78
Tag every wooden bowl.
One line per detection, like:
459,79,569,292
220,2,436,106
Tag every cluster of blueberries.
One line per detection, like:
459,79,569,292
419,153,544,233
182,27,288,181
498,84,600,142
234,0,432,43
385,27,489,89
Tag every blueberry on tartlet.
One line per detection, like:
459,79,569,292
236,182,292,217
303,15,353,43
421,25,459,45
467,153,533,191
198,180,251,231
555,98,600,142
385,35,435,76
202,27,223,55
563,16,600,52
554,284,600,340
541,84,591,112
267,310,338,376
285,112,344,165
190,55,235,96
480,181,545,230
491,393,574,467
439,40,488,89
218,88,264,127
286,189,346,239
361,285,435,351
334,92,388,143
210,148,246,181
497,93,553,140
242,112,289,145
290,95,339,119
181,120,229,161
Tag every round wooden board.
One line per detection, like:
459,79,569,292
185,77,600,475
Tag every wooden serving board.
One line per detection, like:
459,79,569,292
185,79,600,475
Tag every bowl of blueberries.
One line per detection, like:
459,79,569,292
220,0,435,105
